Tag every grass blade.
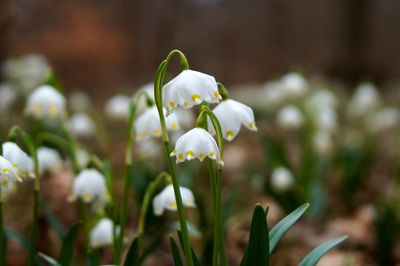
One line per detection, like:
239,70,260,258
124,235,140,266
39,253,62,266
58,222,81,265
169,236,183,266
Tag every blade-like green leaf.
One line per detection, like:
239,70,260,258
298,236,348,266
269,203,309,253
124,235,140,266
58,222,81,265
44,202,66,240
169,236,183,266
39,253,62,266
5,229,31,251
240,204,269,266
177,230,201,266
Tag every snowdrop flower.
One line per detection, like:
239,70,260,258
314,107,337,132
68,169,110,205
135,106,180,140
0,156,21,188
367,107,400,133
153,184,196,216
171,127,224,166
135,83,155,114
173,108,195,130
271,167,294,192
105,94,131,120
306,89,338,112
68,113,95,137
2,142,35,179
277,105,304,129
90,218,117,248
348,83,380,116
313,130,333,156
136,139,161,159
0,84,17,113
37,147,63,174
162,70,221,114
262,81,286,107
76,148,90,169
280,73,308,98
26,85,66,120
209,99,257,141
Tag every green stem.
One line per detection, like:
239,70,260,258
208,160,218,266
154,50,193,266
215,168,227,266
0,188,5,266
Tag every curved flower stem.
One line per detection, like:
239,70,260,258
8,126,40,266
217,82,230,101
154,50,194,266
114,91,153,264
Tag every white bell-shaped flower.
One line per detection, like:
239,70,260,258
0,84,17,113
280,73,308,98
68,113,95,137
277,105,304,129
153,184,196,216
0,156,21,188
26,85,66,120
2,142,35,179
209,99,257,141
90,218,116,248
105,94,131,120
37,147,63,174
162,70,221,114
170,127,223,166
306,89,338,113
367,107,400,133
348,83,380,116
134,83,155,114
69,169,110,204
313,130,333,156
135,106,180,140
313,107,337,132
271,167,294,192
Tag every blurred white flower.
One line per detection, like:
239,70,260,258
134,83,155,114
209,99,257,141
68,113,95,137
2,142,35,179
314,107,337,132
313,130,334,156
105,94,131,120
348,83,380,116
261,81,286,107
280,72,308,98
135,106,180,140
0,84,17,113
26,85,66,120
306,89,338,112
277,105,304,129
170,128,223,166
136,139,161,159
271,167,294,192
153,184,196,216
68,91,92,112
366,107,400,133
90,218,117,248
68,169,110,205
173,108,195,130
162,70,221,114
37,147,63,174
76,148,90,169
0,156,21,188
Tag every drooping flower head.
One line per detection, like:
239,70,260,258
271,167,294,192
105,94,131,120
277,105,304,129
170,127,223,166
68,169,110,205
0,156,21,188
209,99,257,141
37,147,63,174
153,184,196,216
90,218,117,248
25,85,66,120
162,70,221,114
135,106,180,140
2,142,35,179
68,113,95,137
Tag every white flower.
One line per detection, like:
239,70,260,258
105,94,131,120
348,83,380,116
26,85,66,120
69,169,110,204
153,184,196,216
280,73,308,98
90,218,116,248
170,128,223,166
0,156,21,188
2,142,35,179
76,148,90,169
313,130,333,156
277,105,304,129
135,106,180,140
37,147,63,174
68,113,95,137
306,89,338,112
173,108,195,130
209,99,257,141
134,83,155,114
0,84,17,113
367,107,400,133
313,107,337,132
162,70,221,114
271,167,294,192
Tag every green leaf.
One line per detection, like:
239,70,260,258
177,230,201,266
298,236,348,266
44,202,66,240
5,230,43,265
240,204,269,266
124,235,140,266
269,203,309,253
169,236,183,266
58,222,81,265
39,253,62,266
0,228,7,266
